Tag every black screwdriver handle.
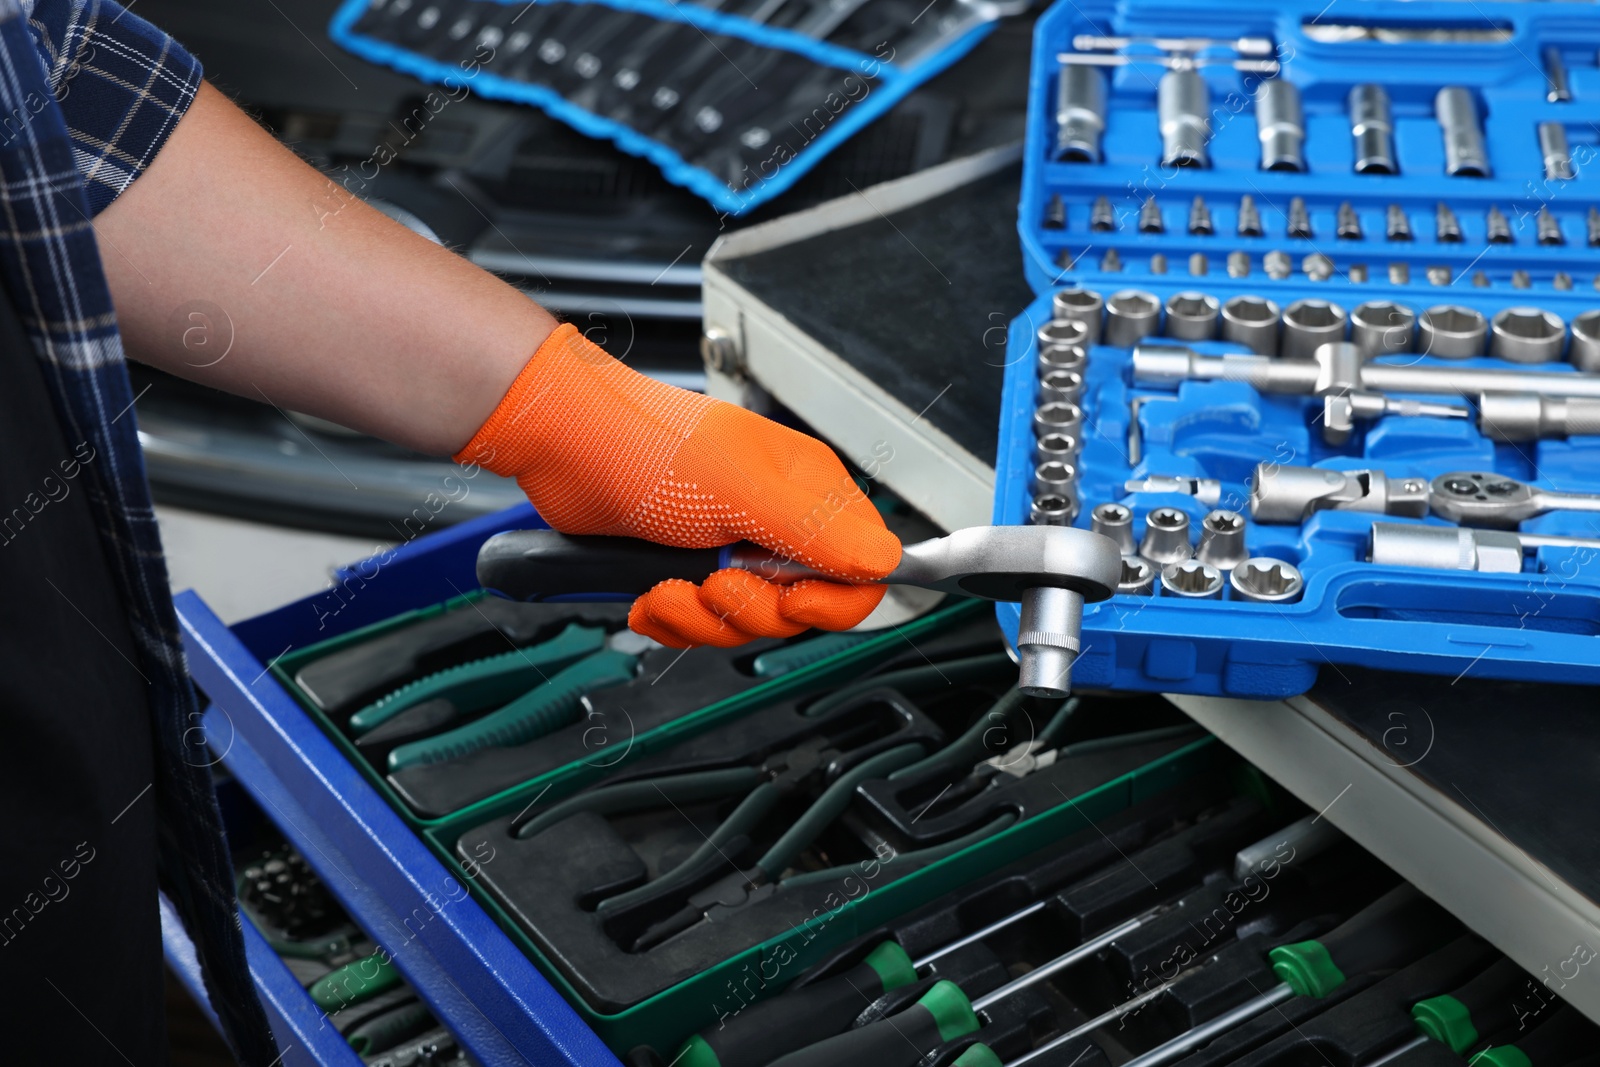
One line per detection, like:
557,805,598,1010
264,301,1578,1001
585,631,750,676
765,981,978,1067
1412,957,1528,1053
1270,884,1457,997
476,530,816,601
677,943,919,1067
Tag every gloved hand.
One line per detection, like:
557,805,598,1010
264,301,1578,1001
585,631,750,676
457,324,902,648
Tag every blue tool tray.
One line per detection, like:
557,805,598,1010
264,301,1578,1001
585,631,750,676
328,0,1006,215
996,0,1600,697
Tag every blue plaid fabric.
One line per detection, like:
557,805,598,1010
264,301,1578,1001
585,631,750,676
0,0,276,1061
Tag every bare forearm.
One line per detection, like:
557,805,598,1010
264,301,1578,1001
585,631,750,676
93,82,556,456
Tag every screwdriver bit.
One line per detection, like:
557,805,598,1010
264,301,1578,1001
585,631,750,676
1139,196,1164,233
1435,202,1462,242
1150,253,1168,275
1386,204,1412,241
1555,272,1574,291
1472,271,1490,288
1486,205,1512,243
1336,202,1362,240
1537,205,1564,245
1090,195,1116,232
1189,253,1208,276
1100,247,1123,272
1302,253,1333,281
1188,195,1214,235
1389,262,1410,284
1237,195,1263,237
1264,250,1291,279
1347,263,1368,283
1588,206,1600,247
1044,194,1066,230
1227,251,1250,278
1287,197,1312,238
1426,265,1452,286
1512,269,1530,289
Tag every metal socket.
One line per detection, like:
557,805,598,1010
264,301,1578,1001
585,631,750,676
1038,344,1087,378
1417,305,1487,358
1034,401,1084,439
1032,460,1078,497
1256,79,1305,171
1139,507,1193,565
1052,289,1104,344
1116,555,1156,596
1104,290,1162,347
1195,509,1249,571
1038,369,1086,405
1221,295,1281,356
1490,307,1567,363
1477,394,1600,441
1350,301,1415,358
1030,493,1078,526
1158,68,1211,169
1056,63,1107,162
1017,586,1085,698
1281,299,1348,360
1570,310,1600,373
1163,292,1220,341
1540,122,1574,181
1034,432,1081,464
1229,558,1305,603
1091,502,1137,555
1160,560,1224,599
1436,87,1490,177
1349,84,1396,174
1037,318,1090,354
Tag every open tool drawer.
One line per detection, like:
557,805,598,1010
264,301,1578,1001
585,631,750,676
176,500,1233,1063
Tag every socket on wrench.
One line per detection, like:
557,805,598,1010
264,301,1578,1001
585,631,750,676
1230,558,1304,603
1056,63,1107,161
1105,290,1163,347
1479,394,1600,441
1256,79,1305,171
1250,464,1429,523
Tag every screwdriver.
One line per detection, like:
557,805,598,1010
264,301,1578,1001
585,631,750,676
1118,885,1456,1067
676,905,1163,1067
1365,957,1539,1066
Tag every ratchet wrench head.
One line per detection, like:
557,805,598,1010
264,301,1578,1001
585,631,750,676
1427,471,1546,528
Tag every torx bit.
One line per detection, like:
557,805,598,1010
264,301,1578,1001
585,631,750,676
1100,247,1123,272
1588,206,1600,247
1287,196,1313,238
1150,253,1168,275
1264,250,1292,280
1139,196,1164,234
1389,262,1411,285
1188,195,1214,235
1426,265,1452,286
1189,252,1208,276
1090,195,1116,232
1237,194,1263,237
1512,269,1531,289
1347,263,1369,283
1302,253,1333,281
1472,271,1490,288
1486,205,1512,244
1537,205,1564,245
1435,202,1462,243
1336,201,1362,240
1044,194,1066,230
1386,204,1412,241
1555,272,1574,291
1227,251,1250,278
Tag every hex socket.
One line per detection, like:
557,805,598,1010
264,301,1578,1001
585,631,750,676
1091,502,1137,555
1139,506,1192,565
1221,295,1281,356
1030,493,1078,526
1104,290,1162,347
1490,307,1566,363
1116,555,1157,596
1038,344,1087,378
1034,401,1084,439
1256,79,1305,172
1280,299,1348,360
1417,305,1487,358
1158,69,1211,169
1034,432,1080,465
1350,301,1415,358
1038,368,1086,405
1436,87,1491,177
1229,558,1305,603
1052,288,1104,344
1570,310,1600,373
1349,84,1396,174
1032,460,1078,497
1037,318,1090,353
1056,63,1107,162
1163,292,1220,341
1160,560,1224,599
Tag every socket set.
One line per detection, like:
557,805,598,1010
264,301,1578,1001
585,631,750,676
994,0,1600,698
328,0,1010,214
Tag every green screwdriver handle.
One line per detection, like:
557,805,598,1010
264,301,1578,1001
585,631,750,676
1412,957,1527,1054
1269,884,1456,997
675,942,919,1067
308,951,402,1011
764,980,980,1067
388,647,637,770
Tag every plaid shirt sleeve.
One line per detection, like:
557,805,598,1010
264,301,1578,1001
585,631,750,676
20,0,202,215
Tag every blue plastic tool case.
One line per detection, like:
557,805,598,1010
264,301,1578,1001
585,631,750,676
327,0,1010,214
996,0,1600,698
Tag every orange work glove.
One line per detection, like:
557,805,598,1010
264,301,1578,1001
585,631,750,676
456,324,902,648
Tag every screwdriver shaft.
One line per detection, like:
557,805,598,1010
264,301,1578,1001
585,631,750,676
1119,982,1296,1067
971,912,1151,1012
916,901,1048,968
1008,976,1186,1067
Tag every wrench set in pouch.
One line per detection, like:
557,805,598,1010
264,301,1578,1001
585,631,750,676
999,0,1600,697
327,0,1014,213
